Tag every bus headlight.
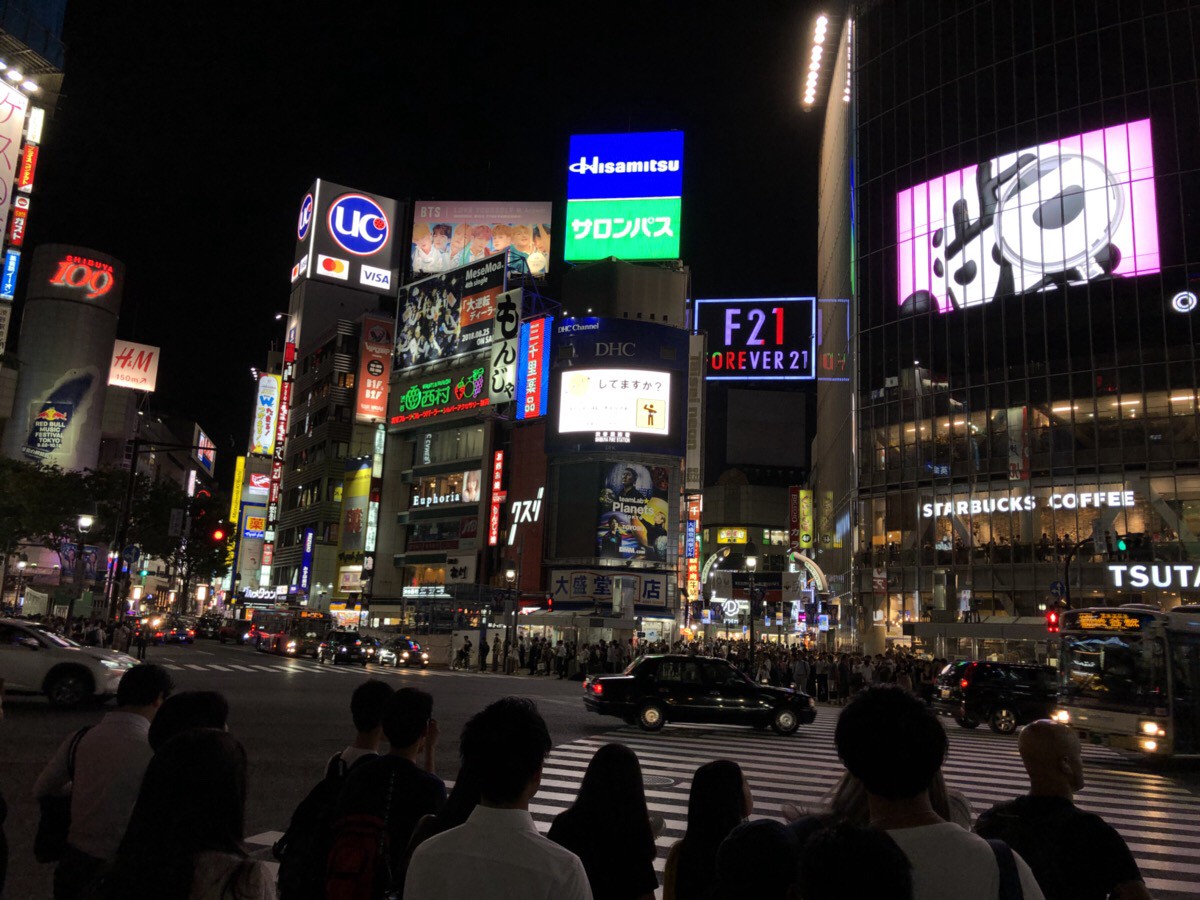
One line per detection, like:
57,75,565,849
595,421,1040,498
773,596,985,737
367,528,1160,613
1051,709,1070,724
1139,721,1166,737
1141,739,1158,752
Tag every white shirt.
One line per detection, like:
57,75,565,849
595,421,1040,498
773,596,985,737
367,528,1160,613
34,710,154,861
885,822,1045,900
190,851,276,900
405,805,592,900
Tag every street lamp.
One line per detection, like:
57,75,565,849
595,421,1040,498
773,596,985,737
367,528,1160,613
504,561,518,673
69,513,95,628
15,555,27,609
745,541,759,677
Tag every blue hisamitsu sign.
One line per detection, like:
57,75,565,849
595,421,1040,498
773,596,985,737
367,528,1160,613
0,248,20,299
299,526,315,592
566,131,684,200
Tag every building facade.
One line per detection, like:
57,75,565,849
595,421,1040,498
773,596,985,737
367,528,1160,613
826,0,1200,652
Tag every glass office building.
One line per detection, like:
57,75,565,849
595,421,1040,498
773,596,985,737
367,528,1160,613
844,0,1200,642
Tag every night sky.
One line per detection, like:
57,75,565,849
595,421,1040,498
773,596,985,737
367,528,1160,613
21,2,824,482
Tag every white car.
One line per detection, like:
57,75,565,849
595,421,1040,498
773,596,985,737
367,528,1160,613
0,618,139,708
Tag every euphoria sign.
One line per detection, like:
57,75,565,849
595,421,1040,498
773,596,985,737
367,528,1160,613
694,298,816,381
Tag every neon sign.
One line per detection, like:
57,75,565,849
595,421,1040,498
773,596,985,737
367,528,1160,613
48,255,116,300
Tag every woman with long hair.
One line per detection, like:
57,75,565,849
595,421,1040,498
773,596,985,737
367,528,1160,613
104,729,272,900
663,759,751,900
548,743,658,900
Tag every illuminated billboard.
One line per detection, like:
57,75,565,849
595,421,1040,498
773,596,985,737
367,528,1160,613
355,315,393,423
410,200,552,279
564,131,683,262
291,179,403,296
250,375,281,456
389,363,488,426
694,298,816,381
515,316,552,420
107,340,160,392
897,119,1159,313
558,369,672,440
0,82,28,251
394,255,507,370
547,318,689,454
193,425,216,476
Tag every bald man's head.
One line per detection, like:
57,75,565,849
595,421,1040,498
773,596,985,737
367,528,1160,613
1019,719,1085,796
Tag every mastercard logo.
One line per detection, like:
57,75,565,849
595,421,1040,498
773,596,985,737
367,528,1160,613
317,254,349,280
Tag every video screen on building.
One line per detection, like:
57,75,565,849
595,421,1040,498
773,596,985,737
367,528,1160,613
896,119,1159,313
557,368,672,440
552,460,677,564
410,201,552,281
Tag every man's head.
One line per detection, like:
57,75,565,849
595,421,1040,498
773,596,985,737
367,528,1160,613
714,820,798,899
1019,719,1085,795
117,663,174,713
382,687,433,752
351,679,395,735
835,686,947,799
460,697,551,806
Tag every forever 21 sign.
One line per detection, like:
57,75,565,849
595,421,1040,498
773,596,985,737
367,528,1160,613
693,297,816,382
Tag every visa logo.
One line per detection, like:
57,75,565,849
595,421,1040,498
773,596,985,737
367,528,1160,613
290,254,308,282
360,264,391,289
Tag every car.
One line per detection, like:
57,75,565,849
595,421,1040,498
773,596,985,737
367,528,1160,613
932,660,1058,734
195,614,222,639
316,630,368,666
378,637,430,668
218,619,253,645
0,617,139,708
153,619,195,645
583,654,817,735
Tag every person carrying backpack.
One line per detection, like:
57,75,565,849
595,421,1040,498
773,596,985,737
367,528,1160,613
326,688,444,900
275,680,395,900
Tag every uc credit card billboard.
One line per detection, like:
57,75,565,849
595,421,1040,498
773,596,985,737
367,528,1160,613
564,131,683,262
291,179,403,296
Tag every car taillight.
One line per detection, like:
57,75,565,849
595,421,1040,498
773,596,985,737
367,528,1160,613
960,663,976,689
154,632,163,638
591,682,604,696
187,630,195,636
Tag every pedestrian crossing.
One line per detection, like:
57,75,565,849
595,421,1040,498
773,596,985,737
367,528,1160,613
153,656,477,679
244,711,1200,898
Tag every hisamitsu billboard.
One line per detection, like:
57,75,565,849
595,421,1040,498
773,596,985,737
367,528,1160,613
566,131,684,200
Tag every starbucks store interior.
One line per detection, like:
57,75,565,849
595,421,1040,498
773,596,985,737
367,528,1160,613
860,475,1200,632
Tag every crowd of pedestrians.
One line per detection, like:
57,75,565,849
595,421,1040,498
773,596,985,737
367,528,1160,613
16,659,1155,900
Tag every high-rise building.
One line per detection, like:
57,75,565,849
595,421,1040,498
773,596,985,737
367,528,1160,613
812,0,1200,655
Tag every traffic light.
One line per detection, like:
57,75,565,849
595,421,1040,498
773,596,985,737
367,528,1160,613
211,527,226,542
139,567,149,578
1116,537,1128,553
1046,608,1060,633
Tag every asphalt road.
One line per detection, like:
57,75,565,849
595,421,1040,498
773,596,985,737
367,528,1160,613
5,641,1200,899
1,638,601,898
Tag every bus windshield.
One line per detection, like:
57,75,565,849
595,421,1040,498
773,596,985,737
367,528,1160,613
1060,632,1167,714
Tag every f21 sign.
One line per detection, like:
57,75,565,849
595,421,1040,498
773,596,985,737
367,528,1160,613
693,298,816,381
897,119,1160,313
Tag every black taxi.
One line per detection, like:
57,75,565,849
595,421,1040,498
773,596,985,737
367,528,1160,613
583,654,816,735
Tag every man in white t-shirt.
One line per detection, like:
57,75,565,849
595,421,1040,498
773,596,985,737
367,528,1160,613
834,686,1045,900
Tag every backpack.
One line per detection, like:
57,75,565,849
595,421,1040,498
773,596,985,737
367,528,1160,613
324,769,397,900
274,752,375,900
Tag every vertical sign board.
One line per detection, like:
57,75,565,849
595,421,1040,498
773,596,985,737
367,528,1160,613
16,143,37,192
798,489,815,549
299,527,315,594
262,342,295,583
488,289,521,407
685,333,705,492
564,131,684,262
0,248,19,299
684,497,702,603
488,450,505,546
789,486,801,547
250,375,280,456
0,83,29,251
227,456,245,568
355,315,393,423
515,315,552,420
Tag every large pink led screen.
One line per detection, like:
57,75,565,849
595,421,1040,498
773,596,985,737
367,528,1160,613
897,119,1159,313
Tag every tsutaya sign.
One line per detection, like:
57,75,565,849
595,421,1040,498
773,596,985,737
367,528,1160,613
1109,564,1200,590
921,489,1136,519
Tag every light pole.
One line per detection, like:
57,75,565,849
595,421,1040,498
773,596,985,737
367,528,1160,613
68,513,95,629
504,561,518,673
15,556,27,609
745,542,759,676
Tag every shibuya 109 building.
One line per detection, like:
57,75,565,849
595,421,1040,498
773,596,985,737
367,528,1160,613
810,1,1200,654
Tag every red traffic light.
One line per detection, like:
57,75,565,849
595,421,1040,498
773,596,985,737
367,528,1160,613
1046,609,1060,633
211,528,226,542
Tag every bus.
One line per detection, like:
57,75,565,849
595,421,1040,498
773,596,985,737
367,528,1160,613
250,608,332,658
1054,605,1200,758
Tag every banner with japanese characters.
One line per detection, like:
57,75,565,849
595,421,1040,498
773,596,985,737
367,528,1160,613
394,255,506,370
550,568,668,609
